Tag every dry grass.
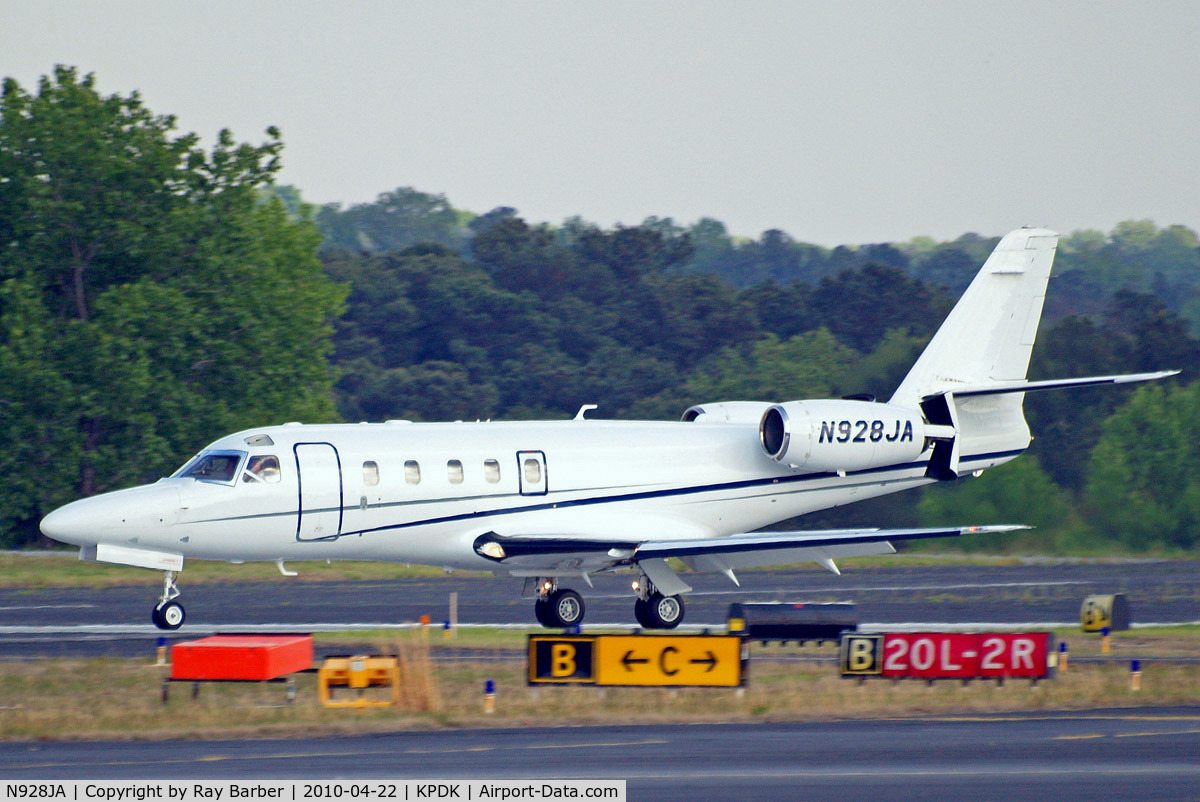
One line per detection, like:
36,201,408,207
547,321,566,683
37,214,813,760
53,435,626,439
0,552,486,589
5,550,1144,590
2,635,1198,742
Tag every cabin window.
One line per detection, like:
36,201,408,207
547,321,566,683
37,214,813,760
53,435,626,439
523,458,542,485
241,455,281,484
363,461,379,486
178,451,245,484
484,459,501,483
405,460,421,485
447,459,464,484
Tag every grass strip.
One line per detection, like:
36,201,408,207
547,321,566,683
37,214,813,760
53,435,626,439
2,628,1197,742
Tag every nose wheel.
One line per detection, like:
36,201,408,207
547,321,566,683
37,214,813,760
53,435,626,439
152,600,186,630
152,570,185,630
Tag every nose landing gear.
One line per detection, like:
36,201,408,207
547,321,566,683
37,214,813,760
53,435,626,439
151,570,186,630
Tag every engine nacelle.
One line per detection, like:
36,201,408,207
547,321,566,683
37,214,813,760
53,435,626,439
759,399,932,473
682,401,775,424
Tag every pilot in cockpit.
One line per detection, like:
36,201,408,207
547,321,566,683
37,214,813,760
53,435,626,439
244,455,281,483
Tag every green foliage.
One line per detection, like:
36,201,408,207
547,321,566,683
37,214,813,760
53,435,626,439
1085,383,1200,551
1026,295,1200,490
316,187,465,253
0,66,344,546
918,457,1089,553
808,264,951,352
7,68,1200,555
685,331,857,402
321,198,1200,555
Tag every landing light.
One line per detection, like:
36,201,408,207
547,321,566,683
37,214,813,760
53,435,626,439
478,541,506,560
541,580,554,594
631,579,641,592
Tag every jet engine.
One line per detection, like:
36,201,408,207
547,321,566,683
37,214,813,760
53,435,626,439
682,401,775,424
759,399,949,474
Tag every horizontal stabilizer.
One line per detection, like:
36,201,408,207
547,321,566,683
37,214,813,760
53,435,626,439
934,370,1180,399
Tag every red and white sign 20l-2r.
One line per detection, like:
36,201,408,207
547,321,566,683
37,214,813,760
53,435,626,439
840,632,1055,680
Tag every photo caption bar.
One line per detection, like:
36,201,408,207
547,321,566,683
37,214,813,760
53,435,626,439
1,781,626,802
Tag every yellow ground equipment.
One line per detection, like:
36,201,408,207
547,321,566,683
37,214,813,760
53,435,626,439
318,655,401,709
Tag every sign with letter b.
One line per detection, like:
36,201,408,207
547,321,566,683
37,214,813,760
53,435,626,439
840,634,883,675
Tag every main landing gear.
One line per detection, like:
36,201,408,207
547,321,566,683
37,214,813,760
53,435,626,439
633,575,685,630
533,579,586,628
151,570,186,630
529,575,687,630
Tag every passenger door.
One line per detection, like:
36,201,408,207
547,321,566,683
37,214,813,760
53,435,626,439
295,443,343,540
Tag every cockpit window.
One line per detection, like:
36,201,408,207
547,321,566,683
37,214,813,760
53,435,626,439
243,455,282,484
176,451,246,484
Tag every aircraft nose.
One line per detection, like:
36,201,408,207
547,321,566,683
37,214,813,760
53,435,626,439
41,483,182,546
40,501,92,545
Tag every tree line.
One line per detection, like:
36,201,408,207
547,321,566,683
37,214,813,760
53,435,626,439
317,195,1200,553
1,66,1197,553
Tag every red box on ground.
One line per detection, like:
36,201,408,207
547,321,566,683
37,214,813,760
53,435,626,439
170,635,313,680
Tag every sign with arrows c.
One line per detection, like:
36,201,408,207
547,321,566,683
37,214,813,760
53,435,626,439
529,634,744,687
596,635,743,687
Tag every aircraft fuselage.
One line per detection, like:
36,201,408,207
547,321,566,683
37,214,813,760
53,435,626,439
42,416,1022,572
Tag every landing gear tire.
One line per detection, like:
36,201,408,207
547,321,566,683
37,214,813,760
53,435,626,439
645,593,684,629
545,589,585,628
153,600,185,630
633,597,652,629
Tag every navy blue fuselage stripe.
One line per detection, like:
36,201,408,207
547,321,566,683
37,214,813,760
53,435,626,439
180,449,1024,538
285,447,1026,540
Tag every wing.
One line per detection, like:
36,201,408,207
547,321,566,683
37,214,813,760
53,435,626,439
472,524,1027,595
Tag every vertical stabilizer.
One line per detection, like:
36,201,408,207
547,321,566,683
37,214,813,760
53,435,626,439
890,228,1059,408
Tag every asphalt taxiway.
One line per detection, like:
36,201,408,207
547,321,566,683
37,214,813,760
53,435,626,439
1,560,1197,658
3,709,1199,800
2,562,1199,799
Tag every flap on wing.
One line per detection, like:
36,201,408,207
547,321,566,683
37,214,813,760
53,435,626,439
639,557,693,596
473,524,1026,577
634,525,1026,560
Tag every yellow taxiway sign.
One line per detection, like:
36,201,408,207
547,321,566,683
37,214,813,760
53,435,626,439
528,634,744,687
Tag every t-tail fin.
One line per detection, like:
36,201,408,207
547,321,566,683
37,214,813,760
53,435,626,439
890,227,1059,408
888,227,1178,481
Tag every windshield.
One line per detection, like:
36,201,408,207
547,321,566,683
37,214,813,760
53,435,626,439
174,450,246,484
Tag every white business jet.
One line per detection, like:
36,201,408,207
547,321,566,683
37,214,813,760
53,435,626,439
41,228,1176,630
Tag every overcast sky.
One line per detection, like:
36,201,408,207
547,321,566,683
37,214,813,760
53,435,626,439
4,1,1199,246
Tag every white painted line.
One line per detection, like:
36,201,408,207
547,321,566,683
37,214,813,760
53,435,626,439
1,620,1197,636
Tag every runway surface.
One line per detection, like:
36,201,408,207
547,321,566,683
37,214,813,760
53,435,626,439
2,560,1198,658
3,709,1199,800
3,563,1199,798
